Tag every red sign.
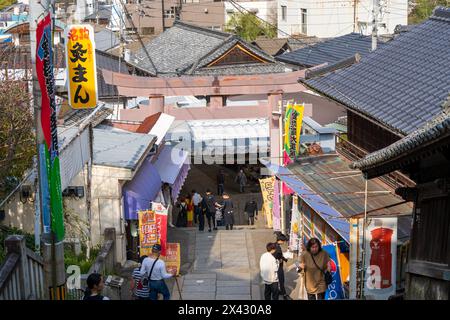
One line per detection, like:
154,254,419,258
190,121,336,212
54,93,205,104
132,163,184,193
152,202,168,256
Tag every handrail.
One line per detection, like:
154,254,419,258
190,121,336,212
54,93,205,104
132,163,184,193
0,253,20,293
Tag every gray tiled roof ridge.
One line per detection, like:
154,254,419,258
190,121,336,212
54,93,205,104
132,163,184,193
351,96,450,171
430,6,450,22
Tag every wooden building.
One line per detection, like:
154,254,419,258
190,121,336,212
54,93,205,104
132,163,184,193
352,97,450,300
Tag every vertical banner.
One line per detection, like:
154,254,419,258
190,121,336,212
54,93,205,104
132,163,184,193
289,195,300,250
363,218,397,300
138,210,157,257
323,244,345,300
349,218,362,299
36,14,64,241
259,177,275,228
283,103,305,165
152,202,168,256
65,24,98,109
272,180,281,231
163,243,181,276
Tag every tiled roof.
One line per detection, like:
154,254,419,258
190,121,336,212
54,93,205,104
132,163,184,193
132,21,284,76
252,38,290,56
351,97,450,174
303,7,450,135
278,33,382,67
95,28,120,52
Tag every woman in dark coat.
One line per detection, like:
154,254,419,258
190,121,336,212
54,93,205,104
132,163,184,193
220,194,235,230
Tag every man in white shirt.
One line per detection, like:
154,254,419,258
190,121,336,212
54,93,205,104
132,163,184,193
140,244,176,300
259,242,279,300
192,190,203,227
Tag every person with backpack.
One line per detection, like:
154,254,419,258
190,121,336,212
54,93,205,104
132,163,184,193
139,244,176,300
203,189,218,232
218,193,234,230
297,237,332,300
82,273,110,300
130,256,150,300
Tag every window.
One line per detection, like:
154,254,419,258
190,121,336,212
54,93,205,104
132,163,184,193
141,27,155,35
301,8,307,34
164,7,176,18
281,5,287,21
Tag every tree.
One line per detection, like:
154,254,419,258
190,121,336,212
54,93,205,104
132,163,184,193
409,0,450,24
0,80,35,200
225,12,277,42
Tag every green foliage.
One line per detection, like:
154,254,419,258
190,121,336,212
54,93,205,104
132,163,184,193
0,0,16,10
64,244,101,274
0,80,35,201
225,13,277,42
0,226,36,264
409,0,450,24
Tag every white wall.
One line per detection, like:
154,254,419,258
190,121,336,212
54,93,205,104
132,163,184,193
277,0,408,38
1,164,133,265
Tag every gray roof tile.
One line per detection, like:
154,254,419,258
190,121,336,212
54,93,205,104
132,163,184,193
304,7,450,135
352,96,450,173
132,21,283,76
277,33,383,67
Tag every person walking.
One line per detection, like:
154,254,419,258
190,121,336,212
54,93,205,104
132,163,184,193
192,190,203,225
216,169,225,196
185,194,194,227
260,243,279,300
203,189,218,232
140,244,176,300
235,169,247,193
130,256,150,300
220,193,235,230
273,232,291,300
298,238,332,300
82,273,110,300
175,197,188,227
244,199,258,225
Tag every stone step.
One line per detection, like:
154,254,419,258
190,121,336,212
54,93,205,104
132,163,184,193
216,295,252,300
183,273,217,280
217,286,251,295
216,280,251,287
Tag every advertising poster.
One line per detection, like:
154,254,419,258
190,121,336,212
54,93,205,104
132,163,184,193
323,244,345,300
164,243,181,276
363,217,397,300
138,210,157,257
259,177,275,228
283,103,305,164
36,13,64,241
289,195,300,251
65,24,98,109
272,180,281,231
152,202,168,256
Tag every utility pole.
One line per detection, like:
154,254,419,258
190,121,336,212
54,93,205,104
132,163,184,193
371,0,379,51
30,0,66,300
161,0,165,31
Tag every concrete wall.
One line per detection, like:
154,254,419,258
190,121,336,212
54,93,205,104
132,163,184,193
278,0,408,38
181,2,226,30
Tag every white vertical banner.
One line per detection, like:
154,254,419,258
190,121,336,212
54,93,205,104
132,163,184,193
349,218,362,299
289,195,300,251
363,217,398,300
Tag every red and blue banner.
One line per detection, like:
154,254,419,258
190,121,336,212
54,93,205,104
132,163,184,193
323,243,345,300
36,14,64,241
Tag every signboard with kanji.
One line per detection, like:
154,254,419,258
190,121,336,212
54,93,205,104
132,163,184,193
163,243,181,276
64,24,98,109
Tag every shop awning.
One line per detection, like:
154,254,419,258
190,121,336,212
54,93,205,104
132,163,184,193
153,145,190,201
153,145,189,184
123,158,162,220
260,158,350,243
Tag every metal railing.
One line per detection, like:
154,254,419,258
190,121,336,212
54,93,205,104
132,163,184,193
0,235,45,300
